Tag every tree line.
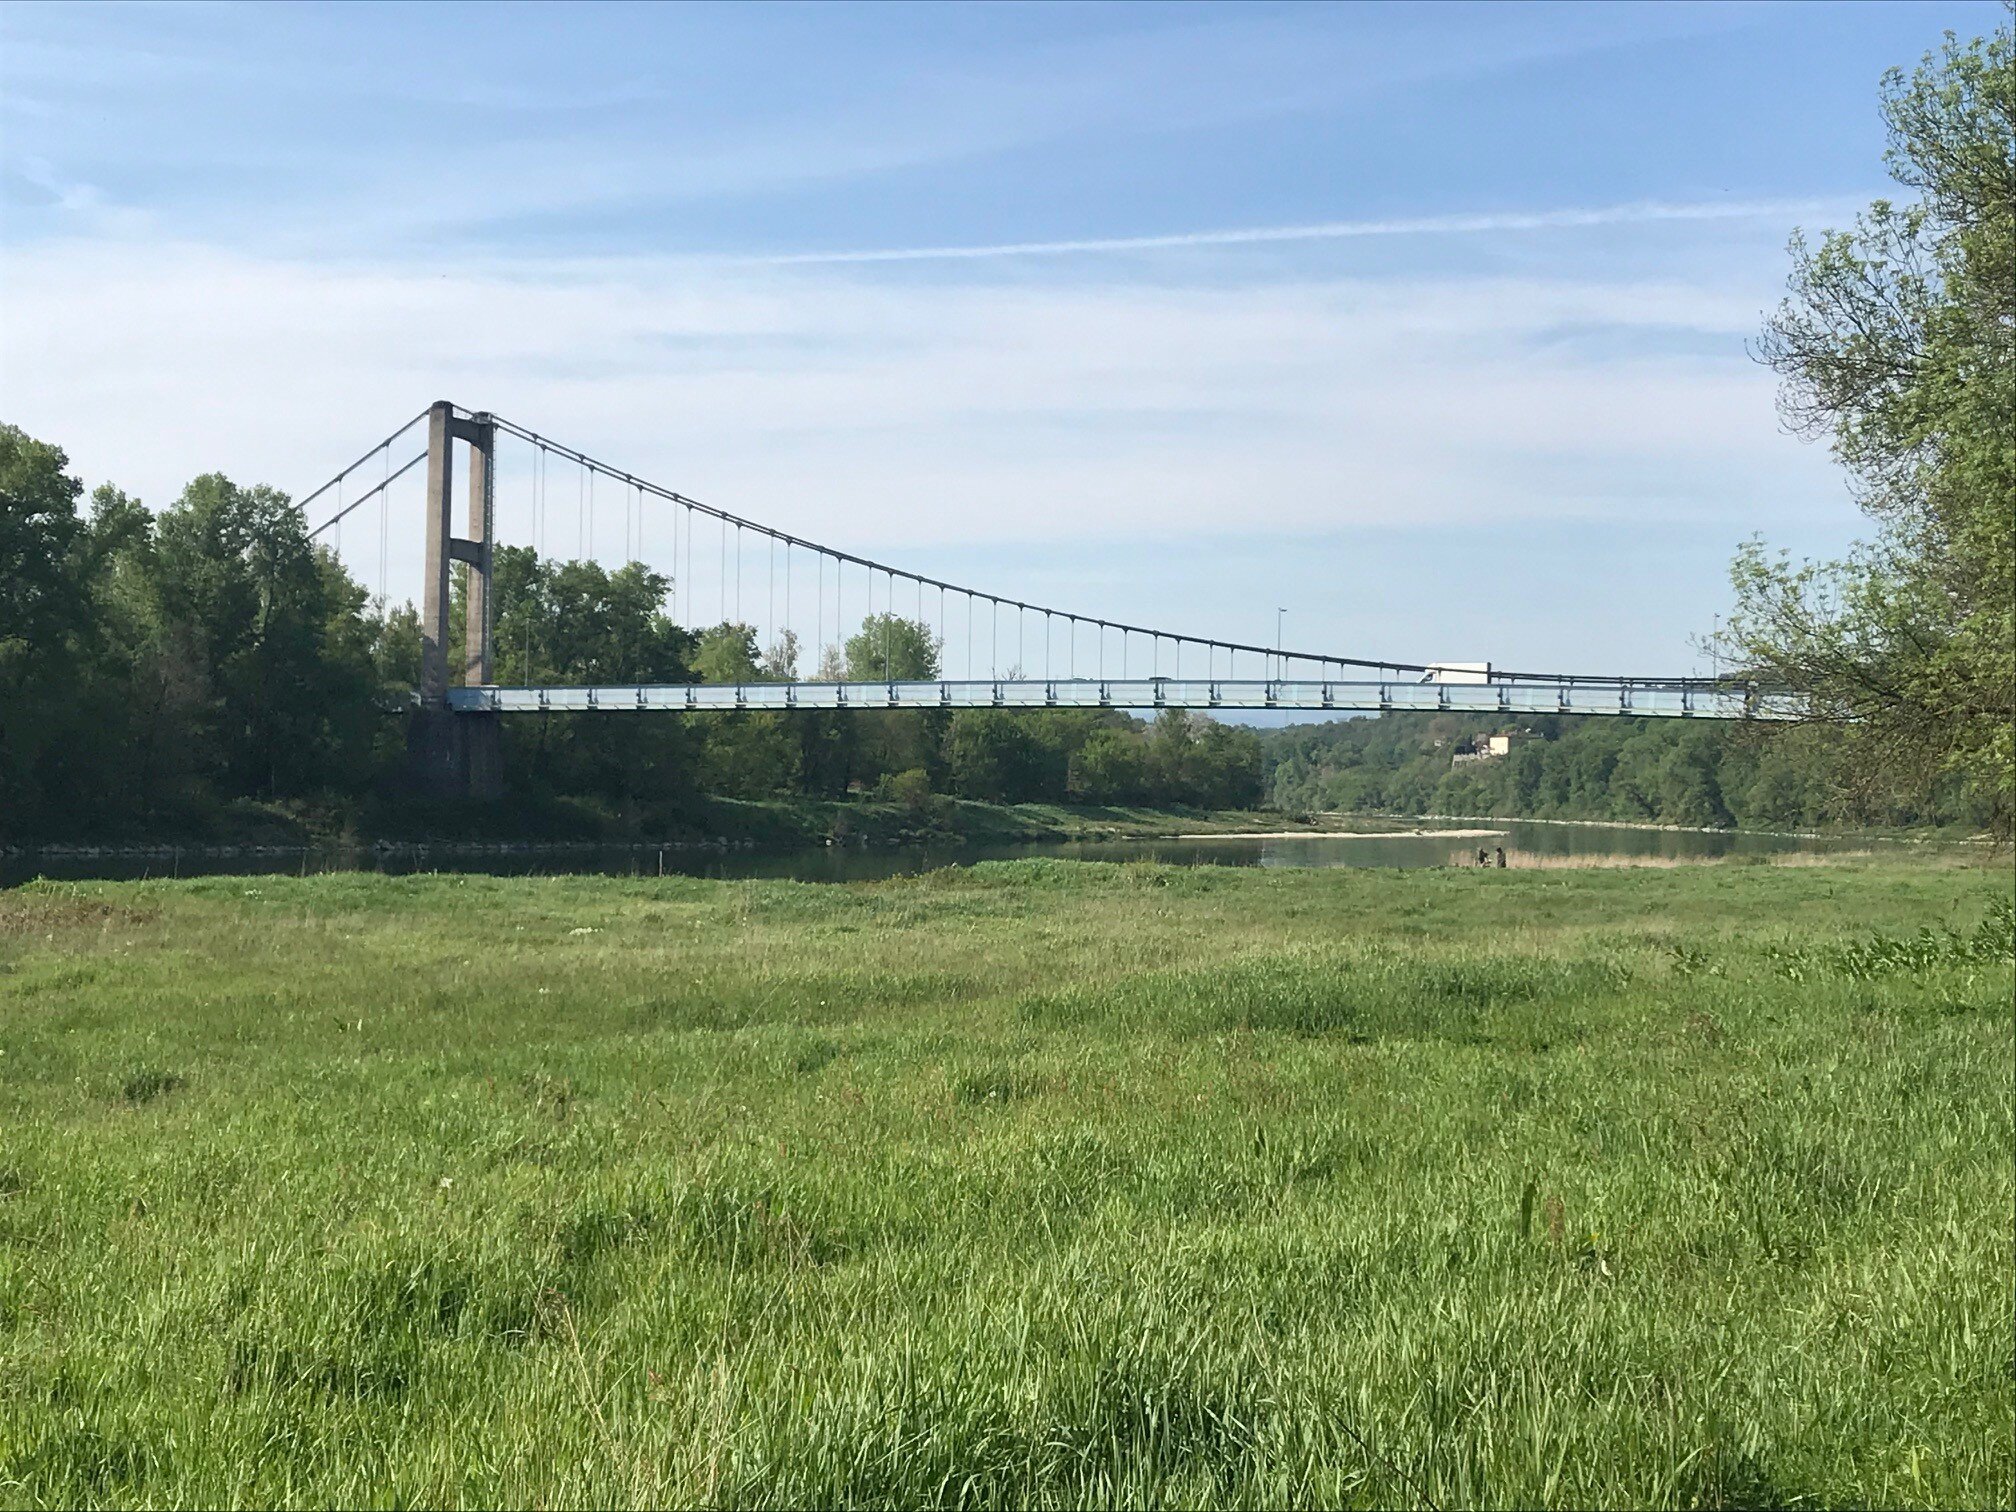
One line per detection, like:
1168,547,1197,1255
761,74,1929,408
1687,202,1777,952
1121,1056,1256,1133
1262,714,1999,833
0,438,1261,844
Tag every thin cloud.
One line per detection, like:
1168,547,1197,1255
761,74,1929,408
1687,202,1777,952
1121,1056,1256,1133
752,198,1840,266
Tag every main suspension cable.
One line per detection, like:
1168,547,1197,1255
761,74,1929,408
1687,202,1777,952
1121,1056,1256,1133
441,405,1741,690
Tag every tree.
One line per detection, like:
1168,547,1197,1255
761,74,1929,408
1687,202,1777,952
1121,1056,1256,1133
761,628,802,681
0,424,84,662
691,622,762,684
1189,721,1264,808
140,473,383,800
1657,733,1732,829
1734,25,2014,833
0,428,90,835
882,766,934,814
841,614,944,789
1144,709,1198,799
477,547,697,806
1741,756,1812,831
687,621,802,796
0,429,127,842
844,614,941,681
943,709,1033,802
1068,727,1149,804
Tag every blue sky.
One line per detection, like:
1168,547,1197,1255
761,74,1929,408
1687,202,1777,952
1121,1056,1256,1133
2,0,2002,679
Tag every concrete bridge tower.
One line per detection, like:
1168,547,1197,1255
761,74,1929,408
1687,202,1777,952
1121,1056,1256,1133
408,400,504,798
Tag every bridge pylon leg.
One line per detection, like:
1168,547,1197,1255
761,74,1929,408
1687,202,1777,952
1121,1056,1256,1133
462,414,495,688
410,400,503,800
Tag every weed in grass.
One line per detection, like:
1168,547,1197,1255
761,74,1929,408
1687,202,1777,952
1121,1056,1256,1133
117,1069,185,1105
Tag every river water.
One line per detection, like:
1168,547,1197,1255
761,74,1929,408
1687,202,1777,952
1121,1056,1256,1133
2,820,1928,886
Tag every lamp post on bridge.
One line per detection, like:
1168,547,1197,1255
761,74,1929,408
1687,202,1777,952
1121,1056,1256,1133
1276,608,1286,680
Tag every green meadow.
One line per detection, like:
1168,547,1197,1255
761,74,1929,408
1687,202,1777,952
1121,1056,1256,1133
1,860,2009,1508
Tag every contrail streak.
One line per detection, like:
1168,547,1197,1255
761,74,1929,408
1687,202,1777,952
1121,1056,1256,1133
752,198,1834,266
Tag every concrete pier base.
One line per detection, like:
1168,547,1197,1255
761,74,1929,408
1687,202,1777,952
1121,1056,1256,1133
407,710,504,800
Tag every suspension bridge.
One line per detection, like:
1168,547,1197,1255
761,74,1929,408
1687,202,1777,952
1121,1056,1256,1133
301,402,1793,795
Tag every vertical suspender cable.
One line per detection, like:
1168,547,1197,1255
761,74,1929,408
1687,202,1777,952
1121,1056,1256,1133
520,438,532,680
377,445,390,611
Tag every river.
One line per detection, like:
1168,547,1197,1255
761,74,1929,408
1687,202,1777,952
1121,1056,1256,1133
2,820,1939,886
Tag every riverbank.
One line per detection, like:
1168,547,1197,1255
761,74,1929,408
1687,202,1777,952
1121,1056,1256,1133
1172,825,1506,840
13,792,1983,869
3,862,2008,1506
1341,809,1999,845
4,797,1417,867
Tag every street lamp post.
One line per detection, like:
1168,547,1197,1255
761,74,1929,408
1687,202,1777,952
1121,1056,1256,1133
1276,608,1286,680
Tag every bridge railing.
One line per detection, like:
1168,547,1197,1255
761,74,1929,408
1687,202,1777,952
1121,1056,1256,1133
448,678,1799,720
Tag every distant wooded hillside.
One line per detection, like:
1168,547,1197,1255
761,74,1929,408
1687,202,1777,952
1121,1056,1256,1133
1261,713,1995,832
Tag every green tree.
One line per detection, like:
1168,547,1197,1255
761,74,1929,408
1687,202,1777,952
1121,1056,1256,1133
478,547,697,806
1657,734,1732,828
844,614,941,681
1144,710,1198,799
0,425,89,835
943,709,1034,802
1189,721,1263,808
1068,727,1149,804
140,474,383,800
842,615,944,789
1735,25,2014,833
689,622,802,796
691,622,762,684
881,766,934,814
1740,755,1813,830
0,437,181,835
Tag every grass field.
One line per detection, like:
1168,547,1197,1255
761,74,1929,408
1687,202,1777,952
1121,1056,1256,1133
1,860,2010,1508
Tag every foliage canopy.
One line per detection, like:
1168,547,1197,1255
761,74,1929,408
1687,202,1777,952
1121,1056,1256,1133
1735,24,2014,832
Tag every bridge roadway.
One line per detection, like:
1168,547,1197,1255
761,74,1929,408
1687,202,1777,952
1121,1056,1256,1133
448,677,1792,720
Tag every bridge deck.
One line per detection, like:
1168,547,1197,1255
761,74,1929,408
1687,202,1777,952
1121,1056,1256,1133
448,678,1793,720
